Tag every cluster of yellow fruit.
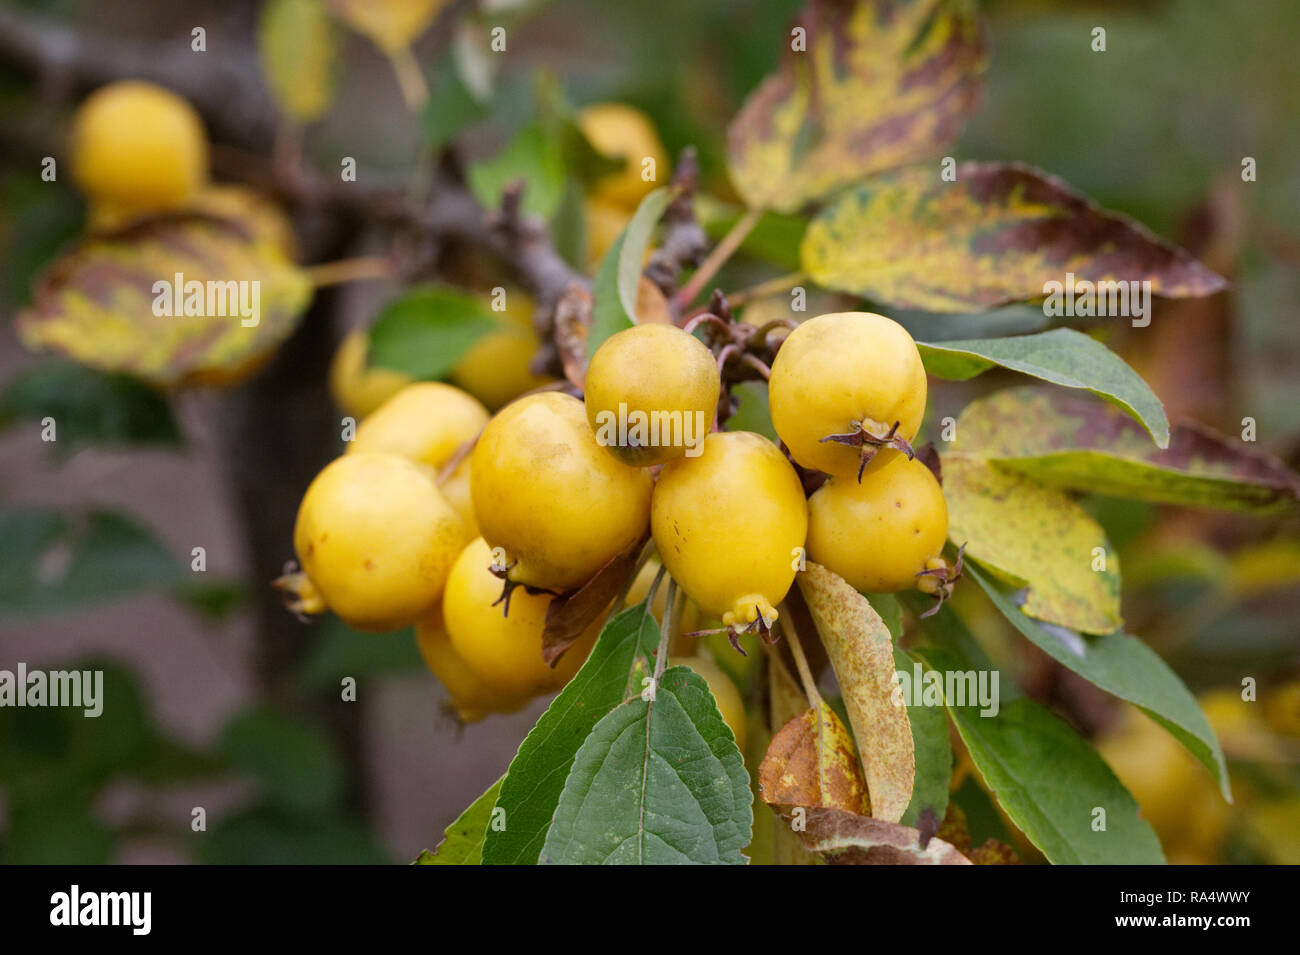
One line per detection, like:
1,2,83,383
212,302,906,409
285,310,950,730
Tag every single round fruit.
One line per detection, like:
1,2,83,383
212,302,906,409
328,328,413,419
471,392,653,592
416,606,528,721
293,452,466,632
347,382,489,469
768,311,927,479
70,81,208,214
673,656,747,751
651,431,807,630
585,324,720,467
806,456,948,593
444,538,599,698
450,325,553,411
578,102,669,208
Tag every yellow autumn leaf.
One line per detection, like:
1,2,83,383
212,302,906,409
797,563,915,823
17,212,312,388
727,0,986,213
943,454,1122,634
330,0,448,53
259,0,339,123
765,656,821,865
759,702,871,816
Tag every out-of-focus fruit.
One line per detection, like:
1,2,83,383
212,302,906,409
578,102,669,209
347,381,488,468
71,81,208,217
329,328,414,420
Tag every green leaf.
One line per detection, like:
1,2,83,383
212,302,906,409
917,329,1169,448
895,648,952,829
467,124,566,221
419,777,504,864
901,590,1008,681
420,54,490,149
586,187,674,356
618,187,676,320
726,0,987,212
294,617,421,690
220,708,342,815
0,508,184,619
866,592,904,642
482,603,661,864
914,646,1165,864
803,162,1226,312
951,387,1300,515
367,286,498,379
949,776,1014,847
727,380,777,443
968,563,1230,801
258,0,338,123
541,666,752,864
0,360,181,456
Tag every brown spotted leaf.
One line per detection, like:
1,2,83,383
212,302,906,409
17,212,312,388
759,704,871,815
952,387,1300,515
797,563,914,822
765,657,821,865
803,161,1227,311
726,0,987,213
768,654,809,730
542,533,647,665
943,454,1122,634
770,805,972,864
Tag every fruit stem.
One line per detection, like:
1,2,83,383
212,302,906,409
726,271,807,309
653,580,678,682
681,312,733,338
613,541,660,615
388,44,429,111
672,207,762,310
779,608,824,710
305,256,395,288
740,353,772,380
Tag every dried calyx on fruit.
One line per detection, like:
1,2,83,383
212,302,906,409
914,545,965,617
768,311,927,481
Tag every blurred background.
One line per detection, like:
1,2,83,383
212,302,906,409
0,0,1297,864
